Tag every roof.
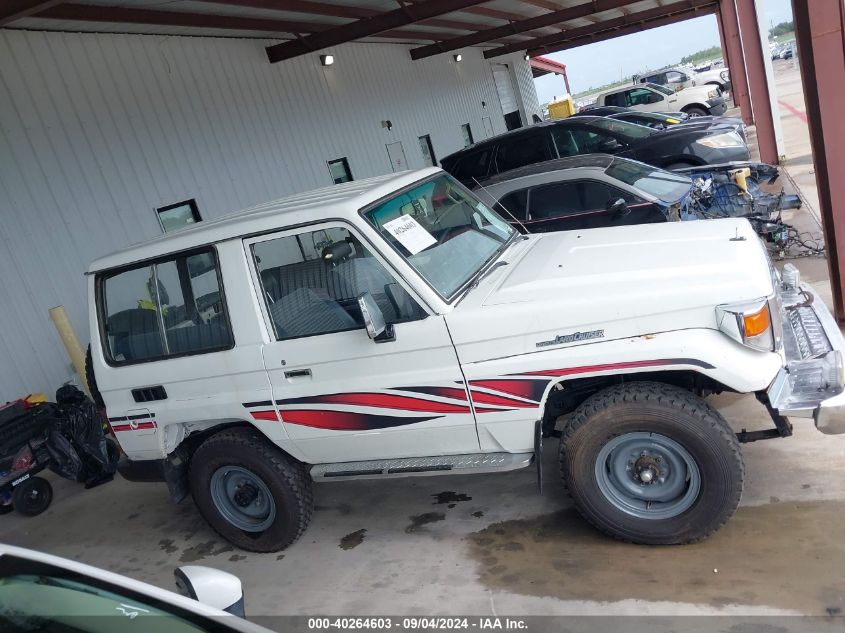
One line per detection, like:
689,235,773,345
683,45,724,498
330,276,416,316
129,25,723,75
2,0,718,64
442,117,601,163
88,167,441,273
529,55,567,78
478,154,614,187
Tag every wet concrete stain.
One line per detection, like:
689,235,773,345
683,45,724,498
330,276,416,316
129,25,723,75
229,554,247,562
466,501,845,615
276,554,285,561
339,529,367,550
179,540,234,563
127,513,140,520
432,491,472,505
405,512,446,533
472,511,484,518
315,503,353,515
158,539,178,554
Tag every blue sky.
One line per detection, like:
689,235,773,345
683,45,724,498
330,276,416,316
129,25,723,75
534,0,795,102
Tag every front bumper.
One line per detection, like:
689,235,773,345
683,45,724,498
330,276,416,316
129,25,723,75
706,97,728,116
767,281,845,434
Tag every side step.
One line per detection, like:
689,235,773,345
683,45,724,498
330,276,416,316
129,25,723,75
310,452,534,481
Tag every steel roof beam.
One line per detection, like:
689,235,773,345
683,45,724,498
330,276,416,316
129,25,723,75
265,0,492,63
0,0,62,26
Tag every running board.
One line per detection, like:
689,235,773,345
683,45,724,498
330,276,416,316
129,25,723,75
310,452,534,481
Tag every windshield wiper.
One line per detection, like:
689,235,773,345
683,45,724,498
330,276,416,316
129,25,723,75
456,260,509,306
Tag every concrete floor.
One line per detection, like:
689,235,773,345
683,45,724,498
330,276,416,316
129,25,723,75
3,61,844,618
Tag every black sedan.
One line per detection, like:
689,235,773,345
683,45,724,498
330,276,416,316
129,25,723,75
471,154,800,235
441,116,749,188
573,106,745,139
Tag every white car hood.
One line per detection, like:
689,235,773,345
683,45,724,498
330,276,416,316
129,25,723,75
446,218,773,363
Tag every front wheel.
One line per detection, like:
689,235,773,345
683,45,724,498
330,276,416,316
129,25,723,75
683,106,709,117
560,382,743,544
13,476,53,517
190,428,313,552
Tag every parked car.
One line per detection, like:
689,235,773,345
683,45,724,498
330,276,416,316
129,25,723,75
472,155,801,234
596,82,727,117
440,116,749,187
633,66,693,90
0,544,264,631
692,67,731,92
89,168,845,552
572,107,745,139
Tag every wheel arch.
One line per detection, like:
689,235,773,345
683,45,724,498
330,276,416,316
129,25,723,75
538,369,735,437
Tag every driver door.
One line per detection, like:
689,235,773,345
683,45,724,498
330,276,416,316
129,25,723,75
245,222,480,464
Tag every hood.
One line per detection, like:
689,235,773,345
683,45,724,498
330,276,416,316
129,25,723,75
446,218,774,363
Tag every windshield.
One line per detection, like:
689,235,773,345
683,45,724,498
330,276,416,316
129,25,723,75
606,158,692,202
363,174,515,299
648,82,675,96
589,117,655,141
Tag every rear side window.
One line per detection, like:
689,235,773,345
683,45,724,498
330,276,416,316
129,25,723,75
529,181,639,220
603,92,625,107
494,189,529,221
495,133,554,173
444,148,494,185
99,248,233,364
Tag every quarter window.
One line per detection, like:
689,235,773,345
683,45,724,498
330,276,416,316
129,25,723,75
99,249,232,364
156,199,200,233
253,227,425,340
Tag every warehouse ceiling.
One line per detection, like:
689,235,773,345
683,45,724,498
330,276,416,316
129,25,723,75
2,0,717,62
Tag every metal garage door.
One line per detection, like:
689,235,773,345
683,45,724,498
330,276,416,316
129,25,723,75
492,63,518,114
492,63,522,130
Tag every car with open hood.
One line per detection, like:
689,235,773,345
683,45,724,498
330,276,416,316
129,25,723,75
440,116,749,189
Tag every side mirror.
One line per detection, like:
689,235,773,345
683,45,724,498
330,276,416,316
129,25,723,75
607,198,630,219
357,292,395,343
174,566,245,617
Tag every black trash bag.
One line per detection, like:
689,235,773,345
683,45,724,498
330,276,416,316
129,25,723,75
48,386,117,488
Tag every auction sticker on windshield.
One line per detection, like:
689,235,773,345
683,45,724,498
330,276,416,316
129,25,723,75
383,214,436,255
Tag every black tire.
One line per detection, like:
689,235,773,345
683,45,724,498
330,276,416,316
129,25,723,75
13,477,53,517
560,381,743,545
682,106,709,117
189,428,313,552
85,345,105,409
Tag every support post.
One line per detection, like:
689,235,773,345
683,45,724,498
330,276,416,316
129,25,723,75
719,0,753,124
792,0,845,322
734,0,779,164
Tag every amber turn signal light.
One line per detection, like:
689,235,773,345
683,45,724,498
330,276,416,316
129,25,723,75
743,304,771,338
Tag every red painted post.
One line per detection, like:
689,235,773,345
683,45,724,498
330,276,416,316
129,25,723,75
792,0,845,322
718,0,753,124
734,0,778,164
563,68,571,95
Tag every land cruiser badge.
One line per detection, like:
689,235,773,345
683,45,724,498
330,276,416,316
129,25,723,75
536,329,604,348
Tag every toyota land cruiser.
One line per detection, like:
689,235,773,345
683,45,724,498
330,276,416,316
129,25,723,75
87,168,845,552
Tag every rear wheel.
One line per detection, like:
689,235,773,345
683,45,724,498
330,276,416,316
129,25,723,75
560,381,743,544
13,477,53,517
189,428,313,552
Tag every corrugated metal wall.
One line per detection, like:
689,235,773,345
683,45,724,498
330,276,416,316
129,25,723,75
0,29,541,402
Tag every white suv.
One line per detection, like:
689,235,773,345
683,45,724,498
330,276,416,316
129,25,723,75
88,168,845,552
597,82,727,117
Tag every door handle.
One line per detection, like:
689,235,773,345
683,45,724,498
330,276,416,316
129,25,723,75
284,368,312,379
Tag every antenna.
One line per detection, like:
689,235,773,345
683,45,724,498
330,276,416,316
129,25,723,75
471,177,529,235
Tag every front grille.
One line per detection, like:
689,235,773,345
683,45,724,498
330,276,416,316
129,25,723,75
787,306,831,358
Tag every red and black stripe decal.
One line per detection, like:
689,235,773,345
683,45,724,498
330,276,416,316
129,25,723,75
394,386,469,401
469,379,548,403
514,358,715,377
108,412,157,433
468,390,538,409
277,392,472,414
281,410,441,431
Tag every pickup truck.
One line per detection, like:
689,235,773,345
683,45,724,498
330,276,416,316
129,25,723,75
596,82,728,117
87,168,845,552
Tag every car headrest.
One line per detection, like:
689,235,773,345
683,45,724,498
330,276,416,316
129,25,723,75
322,241,353,263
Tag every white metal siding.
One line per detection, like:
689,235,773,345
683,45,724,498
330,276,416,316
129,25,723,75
492,63,518,114
0,29,541,401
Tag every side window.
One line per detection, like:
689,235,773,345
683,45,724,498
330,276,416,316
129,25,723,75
495,133,554,173
529,181,640,220
553,127,617,156
528,182,583,219
449,149,493,184
626,88,660,106
603,92,625,107
253,227,425,340
494,189,529,221
100,249,232,364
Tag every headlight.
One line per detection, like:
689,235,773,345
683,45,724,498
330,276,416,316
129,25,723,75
720,70,730,82
716,299,775,351
696,132,744,148
707,89,719,99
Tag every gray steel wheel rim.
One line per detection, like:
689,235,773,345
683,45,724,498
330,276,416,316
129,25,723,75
210,465,276,532
595,432,701,520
